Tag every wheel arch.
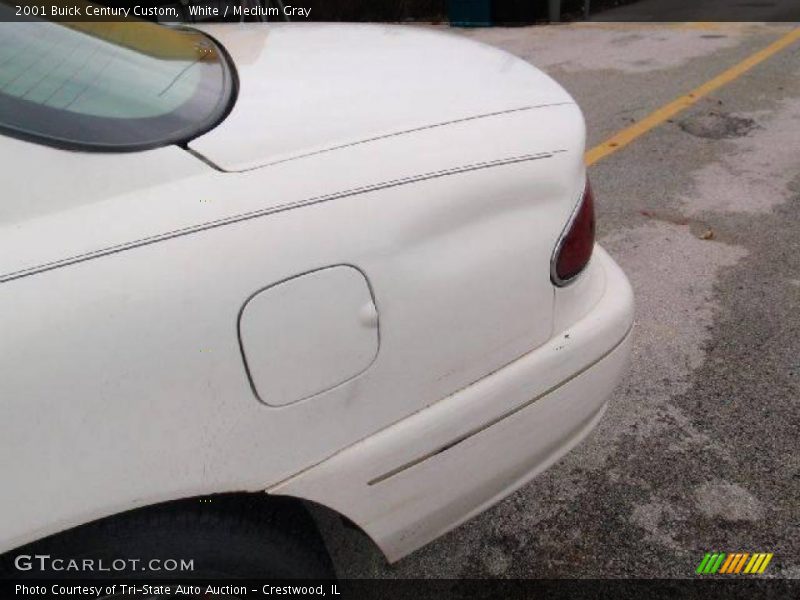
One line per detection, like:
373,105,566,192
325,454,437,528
0,492,381,576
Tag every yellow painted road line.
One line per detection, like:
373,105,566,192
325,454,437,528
586,27,800,166
578,22,726,31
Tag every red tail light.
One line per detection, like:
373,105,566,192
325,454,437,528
551,180,595,286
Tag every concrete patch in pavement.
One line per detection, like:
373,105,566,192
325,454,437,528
694,481,765,522
459,25,742,73
681,98,800,214
631,498,690,551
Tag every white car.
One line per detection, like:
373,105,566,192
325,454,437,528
0,15,633,578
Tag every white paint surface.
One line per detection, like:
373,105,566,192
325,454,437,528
0,24,632,562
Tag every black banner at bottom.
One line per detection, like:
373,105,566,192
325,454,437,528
2,579,798,600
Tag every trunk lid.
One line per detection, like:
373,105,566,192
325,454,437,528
189,24,574,171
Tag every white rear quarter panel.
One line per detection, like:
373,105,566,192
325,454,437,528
0,105,587,553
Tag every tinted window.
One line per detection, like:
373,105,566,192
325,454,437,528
0,5,235,151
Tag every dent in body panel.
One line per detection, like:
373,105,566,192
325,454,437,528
0,153,582,555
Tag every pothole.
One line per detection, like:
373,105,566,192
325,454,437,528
679,112,757,139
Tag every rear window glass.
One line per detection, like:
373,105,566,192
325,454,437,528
0,5,235,151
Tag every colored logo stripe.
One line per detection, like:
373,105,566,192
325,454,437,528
696,553,726,574
696,553,713,574
698,552,773,575
754,556,769,573
722,553,748,574
719,553,736,573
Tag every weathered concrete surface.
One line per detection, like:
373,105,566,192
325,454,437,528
594,0,800,22
332,23,800,578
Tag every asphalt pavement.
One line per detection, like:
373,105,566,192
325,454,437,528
332,21,800,578
595,0,800,22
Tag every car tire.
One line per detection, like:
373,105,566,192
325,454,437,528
3,495,335,580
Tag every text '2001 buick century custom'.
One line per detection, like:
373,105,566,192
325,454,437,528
0,7,633,578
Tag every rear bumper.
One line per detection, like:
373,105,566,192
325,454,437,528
271,245,634,561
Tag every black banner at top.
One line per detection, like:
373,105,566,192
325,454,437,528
2,0,800,24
